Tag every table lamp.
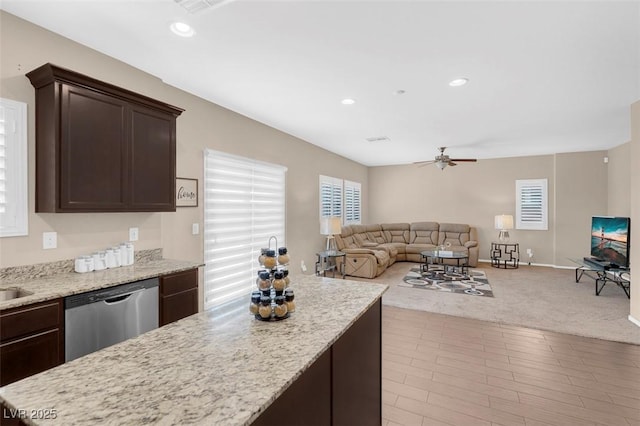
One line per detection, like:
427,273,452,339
495,214,514,242
320,217,342,251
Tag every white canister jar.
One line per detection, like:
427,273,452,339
74,256,92,273
85,255,95,272
112,247,122,267
93,251,107,271
105,248,117,268
125,242,134,265
118,243,128,265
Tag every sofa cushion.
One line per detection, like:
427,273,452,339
365,224,386,244
351,224,372,247
405,243,438,254
379,242,407,255
381,223,410,244
335,225,359,250
410,222,439,245
438,223,471,246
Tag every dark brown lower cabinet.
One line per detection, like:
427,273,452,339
332,299,382,425
253,299,382,426
160,269,198,326
0,299,64,387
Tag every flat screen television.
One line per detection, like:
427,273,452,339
590,216,631,268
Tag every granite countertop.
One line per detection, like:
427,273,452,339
0,274,387,425
0,258,204,311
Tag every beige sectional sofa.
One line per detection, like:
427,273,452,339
334,222,478,279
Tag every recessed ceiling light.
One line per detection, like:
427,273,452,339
449,78,469,87
170,21,195,37
341,98,356,105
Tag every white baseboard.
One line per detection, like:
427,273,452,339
629,315,640,328
478,259,558,268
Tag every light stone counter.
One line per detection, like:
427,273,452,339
0,275,388,425
0,258,203,311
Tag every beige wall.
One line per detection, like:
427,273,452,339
631,101,640,322
607,142,631,217
0,12,368,279
554,152,608,264
369,151,608,266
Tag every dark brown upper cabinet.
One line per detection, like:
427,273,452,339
27,63,184,212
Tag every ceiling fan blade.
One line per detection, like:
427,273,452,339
449,158,477,162
448,161,458,167
413,160,436,167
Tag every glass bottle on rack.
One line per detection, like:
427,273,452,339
263,250,277,270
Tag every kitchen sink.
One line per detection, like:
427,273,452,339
0,288,33,301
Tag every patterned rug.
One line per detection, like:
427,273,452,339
400,266,494,297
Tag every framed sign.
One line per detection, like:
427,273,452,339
176,178,198,207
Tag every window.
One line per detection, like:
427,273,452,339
319,175,361,225
344,180,361,225
319,175,342,218
516,178,548,230
204,150,287,312
0,98,28,237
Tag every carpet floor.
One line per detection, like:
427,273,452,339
352,262,640,345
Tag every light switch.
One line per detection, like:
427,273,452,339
43,232,57,249
129,227,139,241
192,223,200,235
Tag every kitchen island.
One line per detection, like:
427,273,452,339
0,275,387,425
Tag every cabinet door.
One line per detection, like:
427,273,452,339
252,350,331,426
129,104,176,211
332,298,381,425
160,269,198,326
59,84,128,211
0,329,63,386
160,289,198,326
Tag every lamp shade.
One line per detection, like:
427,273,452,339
320,217,342,235
495,214,514,230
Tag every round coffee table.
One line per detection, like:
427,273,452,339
420,250,469,275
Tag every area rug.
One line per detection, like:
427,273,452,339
401,266,494,297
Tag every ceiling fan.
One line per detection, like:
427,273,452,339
414,147,477,170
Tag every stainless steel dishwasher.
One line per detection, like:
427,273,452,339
65,278,159,362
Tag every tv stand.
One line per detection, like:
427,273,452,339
583,257,611,269
570,258,630,299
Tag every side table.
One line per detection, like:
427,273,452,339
491,242,519,269
315,250,346,279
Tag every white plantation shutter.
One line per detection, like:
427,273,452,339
344,180,361,225
204,150,286,312
0,98,28,237
319,175,342,218
516,179,548,230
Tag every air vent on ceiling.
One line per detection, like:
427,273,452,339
174,0,234,14
365,136,391,143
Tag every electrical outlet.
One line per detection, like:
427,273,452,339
192,223,199,235
526,248,533,256
300,260,307,272
42,232,57,249
129,227,139,241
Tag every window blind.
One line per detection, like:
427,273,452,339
319,175,342,218
344,180,361,225
204,149,287,312
0,98,28,237
516,178,548,230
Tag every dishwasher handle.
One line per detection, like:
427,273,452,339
103,290,140,305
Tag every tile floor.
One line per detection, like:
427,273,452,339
382,306,640,426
